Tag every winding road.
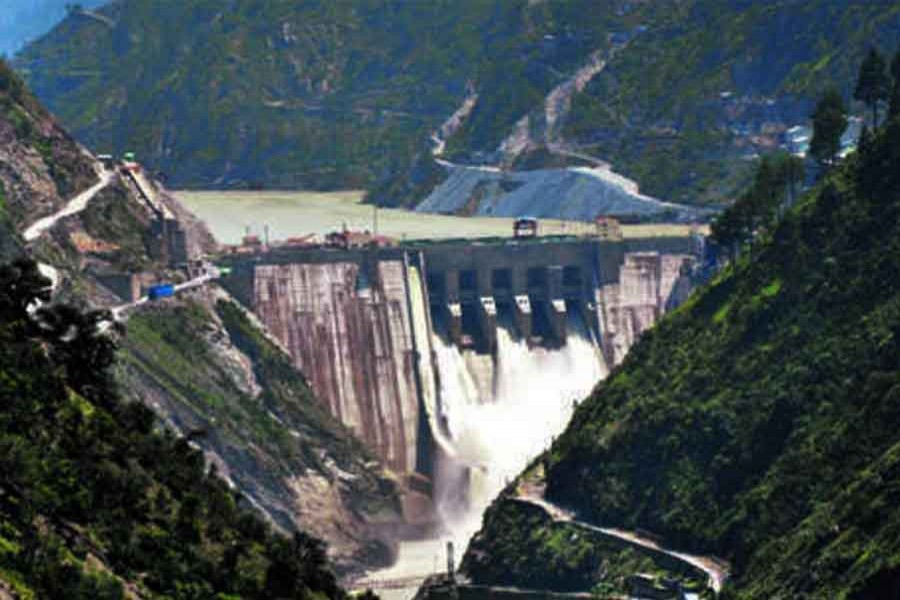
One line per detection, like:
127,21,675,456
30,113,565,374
515,490,730,594
22,165,113,293
21,164,218,316
23,166,113,242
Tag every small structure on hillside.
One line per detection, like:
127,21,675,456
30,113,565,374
626,573,687,599
97,153,116,169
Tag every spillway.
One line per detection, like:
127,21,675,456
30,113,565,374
218,234,702,588
432,312,607,542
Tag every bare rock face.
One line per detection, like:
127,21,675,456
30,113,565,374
0,78,98,229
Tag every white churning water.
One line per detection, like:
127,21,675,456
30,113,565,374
431,314,608,543
362,314,607,598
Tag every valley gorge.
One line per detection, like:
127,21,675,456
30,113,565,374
0,52,706,594
3,2,900,599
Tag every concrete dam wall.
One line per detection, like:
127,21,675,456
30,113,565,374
253,259,421,475
220,236,700,527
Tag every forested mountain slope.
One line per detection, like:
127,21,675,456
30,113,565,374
0,259,351,599
16,1,900,206
0,58,402,587
463,101,900,597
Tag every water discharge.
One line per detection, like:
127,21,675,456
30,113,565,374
364,311,607,597
433,314,607,542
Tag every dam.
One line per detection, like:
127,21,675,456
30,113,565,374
219,233,700,542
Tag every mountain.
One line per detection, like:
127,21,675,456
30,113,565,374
15,1,900,209
0,257,353,599
0,58,98,260
0,1,107,57
0,56,402,586
459,110,900,595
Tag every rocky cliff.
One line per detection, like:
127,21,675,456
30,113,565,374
0,58,97,259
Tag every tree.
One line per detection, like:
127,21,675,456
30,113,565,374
890,84,900,120
855,48,890,127
710,152,807,261
892,45,900,82
810,88,848,169
858,124,873,157
890,47,900,119
0,258,51,326
781,154,805,209
33,304,119,400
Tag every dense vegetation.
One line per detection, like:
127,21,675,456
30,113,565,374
463,479,705,597
20,0,607,191
562,1,900,204
510,103,900,597
16,1,900,206
117,296,401,573
709,152,803,257
0,259,350,599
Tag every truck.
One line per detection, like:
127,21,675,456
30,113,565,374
513,217,538,238
147,284,175,300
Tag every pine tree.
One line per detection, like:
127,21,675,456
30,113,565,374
810,88,848,169
890,48,900,119
855,48,890,127
782,154,805,208
892,46,900,82
858,124,873,156
890,84,900,120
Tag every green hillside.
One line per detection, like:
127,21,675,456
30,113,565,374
0,259,348,599
464,99,900,597
18,0,599,190
16,1,900,206
117,296,402,574
560,1,900,203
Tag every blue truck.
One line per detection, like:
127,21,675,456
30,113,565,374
147,284,175,300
